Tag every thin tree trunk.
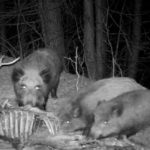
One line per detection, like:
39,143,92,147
95,0,106,79
128,0,142,78
0,23,6,55
84,0,96,80
20,25,28,57
0,2,6,55
39,0,65,58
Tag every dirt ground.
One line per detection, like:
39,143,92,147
0,60,150,150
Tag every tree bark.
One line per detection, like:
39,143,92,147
39,0,65,58
20,25,28,58
95,0,106,79
128,0,142,78
84,0,96,80
0,2,6,56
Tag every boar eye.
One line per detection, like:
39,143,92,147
65,121,70,124
20,84,26,89
104,121,108,124
35,85,41,90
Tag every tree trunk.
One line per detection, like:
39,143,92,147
83,0,96,80
0,2,6,56
0,24,6,55
39,0,65,58
20,25,28,58
95,0,106,79
128,0,142,78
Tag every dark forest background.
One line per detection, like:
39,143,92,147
0,0,150,88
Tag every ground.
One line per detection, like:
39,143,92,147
0,59,150,150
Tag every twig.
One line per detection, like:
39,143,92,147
75,47,80,92
0,56,20,67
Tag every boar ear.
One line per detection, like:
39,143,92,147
97,100,106,106
40,68,51,83
111,102,123,117
11,67,24,83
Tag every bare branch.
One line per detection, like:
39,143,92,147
75,47,80,92
0,56,20,67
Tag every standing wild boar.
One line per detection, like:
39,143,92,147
11,48,63,110
90,89,150,139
